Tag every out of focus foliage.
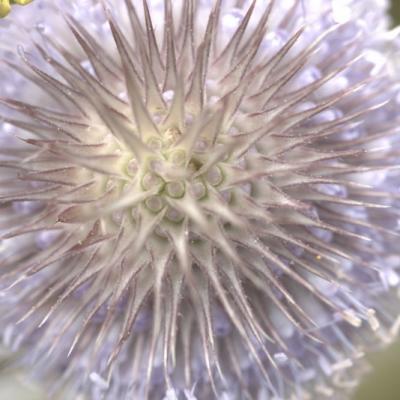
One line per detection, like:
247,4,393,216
392,0,400,24
354,5,400,399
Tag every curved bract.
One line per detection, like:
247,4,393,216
0,1,399,399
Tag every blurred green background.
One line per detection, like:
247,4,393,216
354,4,400,400
0,2,399,400
392,0,400,23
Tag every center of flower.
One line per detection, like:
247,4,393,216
130,125,225,223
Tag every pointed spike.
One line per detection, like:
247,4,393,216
124,1,166,112
162,0,178,91
142,0,164,77
162,75,185,132
215,0,256,64
64,16,118,82
186,7,215,113
166,220,192,279
17,47,88,116
105,9,162,141
176,0,195,73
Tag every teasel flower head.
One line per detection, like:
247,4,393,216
0,0,400,399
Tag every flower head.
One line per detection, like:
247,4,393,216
0,1,400,399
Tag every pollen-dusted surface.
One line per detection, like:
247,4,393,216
0,1,400,399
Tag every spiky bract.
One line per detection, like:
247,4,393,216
0,1,399,399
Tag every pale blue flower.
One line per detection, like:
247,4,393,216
0,1,399,399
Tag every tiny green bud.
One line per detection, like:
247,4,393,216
0,0,11,17
0,0,32,18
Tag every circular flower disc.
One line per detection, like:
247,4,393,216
0,1,399,399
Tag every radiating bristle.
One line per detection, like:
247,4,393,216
0,1,399,399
